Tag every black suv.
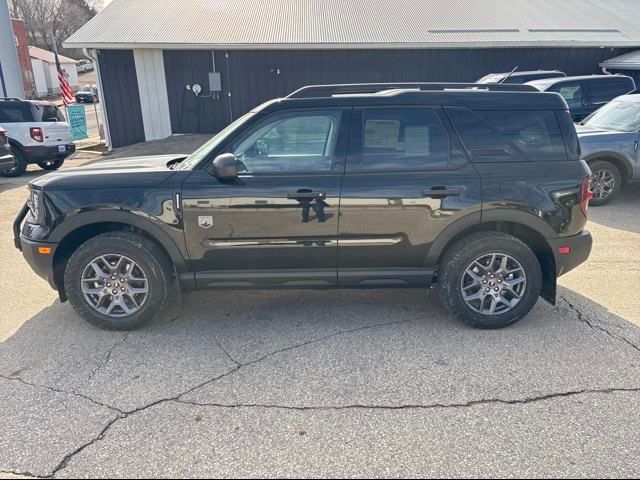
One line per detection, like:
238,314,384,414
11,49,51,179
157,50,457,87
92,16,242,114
14,83,593,331
527,75,636,122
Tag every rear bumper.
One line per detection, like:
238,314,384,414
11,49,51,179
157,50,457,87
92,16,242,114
0,153,15,170
23,144,75,163
548,230,593,277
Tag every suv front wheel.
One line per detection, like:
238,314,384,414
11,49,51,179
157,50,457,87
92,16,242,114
64,232,170,330
37,158,65,171
438,232,542,329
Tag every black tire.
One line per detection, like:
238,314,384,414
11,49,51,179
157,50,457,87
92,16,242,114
64,232,171,330
589,160,622,206
437,232,542,329
0,146,27,177
37,158,65,171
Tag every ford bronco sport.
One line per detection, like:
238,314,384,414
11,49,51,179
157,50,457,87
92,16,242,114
14,83,593,331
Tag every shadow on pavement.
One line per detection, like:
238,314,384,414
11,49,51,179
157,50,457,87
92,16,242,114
588,186,640,234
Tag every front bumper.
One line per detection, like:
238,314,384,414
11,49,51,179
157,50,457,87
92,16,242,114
20,236,58,290
0,153,15,170
14,203,57,290
23,144,76,163
548,230,593,277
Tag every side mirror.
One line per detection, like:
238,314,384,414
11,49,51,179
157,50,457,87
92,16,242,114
210,153,239,181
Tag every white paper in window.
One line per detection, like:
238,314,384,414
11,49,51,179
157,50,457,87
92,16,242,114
404,126,430,156
364,120,400,149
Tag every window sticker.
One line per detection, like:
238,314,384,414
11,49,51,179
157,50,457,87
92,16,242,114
364,120,400,149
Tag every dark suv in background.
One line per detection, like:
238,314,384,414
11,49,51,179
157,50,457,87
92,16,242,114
527,75,636,122
14,83,593,331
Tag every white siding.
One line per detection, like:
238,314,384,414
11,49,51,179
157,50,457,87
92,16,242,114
133,49,172,141
30,58,48,97
45,62,79,93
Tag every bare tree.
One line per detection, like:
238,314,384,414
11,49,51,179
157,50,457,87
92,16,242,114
10,0,96,57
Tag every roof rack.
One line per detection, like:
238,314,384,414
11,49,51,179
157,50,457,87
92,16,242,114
287,83,538,99
0,97,24,102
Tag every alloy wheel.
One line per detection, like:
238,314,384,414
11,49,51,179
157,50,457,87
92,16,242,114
460,253,527,315
80,254,149,317
590,168,616,201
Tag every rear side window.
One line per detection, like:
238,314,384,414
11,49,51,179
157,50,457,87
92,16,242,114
33,105,66,122
587,79,634,105
551,82,583,108
348,108,449,171
446,107,568,162
0,104,32,123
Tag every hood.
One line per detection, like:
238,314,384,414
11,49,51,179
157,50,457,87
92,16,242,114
30,154,187,191
575,124,628,143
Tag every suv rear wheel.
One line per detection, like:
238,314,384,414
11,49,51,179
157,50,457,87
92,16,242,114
438,232,542,329
589,160,622,206
37,158,65,171
0,146,27,177
64,232,170,330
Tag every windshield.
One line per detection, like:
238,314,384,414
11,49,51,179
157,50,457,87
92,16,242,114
583,99,640,132
176,111,256,170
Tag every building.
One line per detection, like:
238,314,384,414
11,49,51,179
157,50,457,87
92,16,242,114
0,0,23,98
28,46,78,96
600,50,640,86
64,0,640,149
11,19,36,98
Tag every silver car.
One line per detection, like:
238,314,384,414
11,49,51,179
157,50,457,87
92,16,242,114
577,92,640,205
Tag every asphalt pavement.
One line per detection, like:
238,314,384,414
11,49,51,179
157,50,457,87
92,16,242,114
1,148,639,478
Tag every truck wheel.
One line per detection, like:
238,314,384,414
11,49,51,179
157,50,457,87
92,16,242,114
37,158,65,171
437,232,542,329
0,147,27,177
64,232,170,330
589,160,621,206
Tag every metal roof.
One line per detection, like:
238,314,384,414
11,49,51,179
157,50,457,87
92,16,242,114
28,46,77,64
64,0,640,50
601,50,640,70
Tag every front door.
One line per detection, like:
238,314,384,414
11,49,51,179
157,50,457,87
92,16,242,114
337,106,481,287
182,108,350,288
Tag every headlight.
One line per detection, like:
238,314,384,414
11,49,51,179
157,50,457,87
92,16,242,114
26,189,45,224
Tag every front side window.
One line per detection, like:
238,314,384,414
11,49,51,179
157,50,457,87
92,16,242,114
230,110,343,173
349,108,449,171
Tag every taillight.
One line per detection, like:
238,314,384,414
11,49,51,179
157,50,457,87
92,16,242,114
30,127,44,143
580,176,593,217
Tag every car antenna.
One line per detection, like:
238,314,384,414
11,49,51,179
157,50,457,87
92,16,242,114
499,66,519,84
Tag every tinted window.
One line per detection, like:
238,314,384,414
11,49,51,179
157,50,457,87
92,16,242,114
551,82,583,108
587,79,633,105
0,104,32,123
349,108,449,171
38,105,65,122
230,110,342,173
446,107,567,162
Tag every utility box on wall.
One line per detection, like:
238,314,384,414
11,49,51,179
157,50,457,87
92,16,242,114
209,72,222,92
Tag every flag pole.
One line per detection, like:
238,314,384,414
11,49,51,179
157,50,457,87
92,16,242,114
51,32,69,121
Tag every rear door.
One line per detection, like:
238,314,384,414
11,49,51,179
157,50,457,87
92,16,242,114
583,78,636,119
337,106,481,287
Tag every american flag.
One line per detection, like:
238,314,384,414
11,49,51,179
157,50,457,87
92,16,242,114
55,51,75,106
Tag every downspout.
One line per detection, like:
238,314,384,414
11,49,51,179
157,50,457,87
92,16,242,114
601,66,612,75
83,47,112,150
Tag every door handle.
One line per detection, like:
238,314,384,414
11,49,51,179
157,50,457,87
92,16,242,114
422,186,464,199
287,191,327,200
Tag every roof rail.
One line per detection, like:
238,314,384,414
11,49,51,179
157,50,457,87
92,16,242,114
287,82,538,99
0,97,24,102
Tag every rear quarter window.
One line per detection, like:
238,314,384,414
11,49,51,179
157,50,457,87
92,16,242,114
445,107,568,162
587,79,635,104
0,104,32,123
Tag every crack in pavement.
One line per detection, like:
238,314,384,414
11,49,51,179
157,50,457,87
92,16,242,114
19,316,420,477
0,374,125,415
176,386,640,412
81,332,130,387
560,295,640,354
0,469,40,479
